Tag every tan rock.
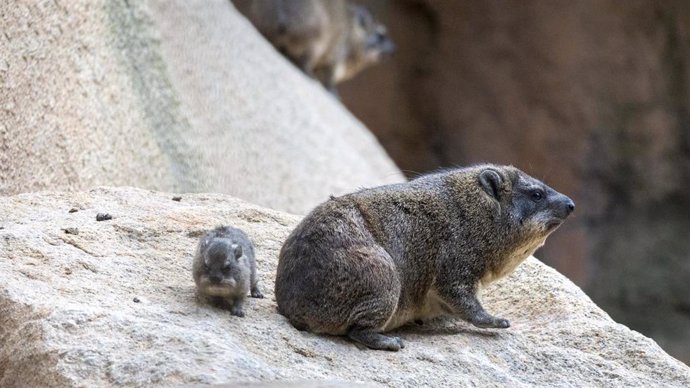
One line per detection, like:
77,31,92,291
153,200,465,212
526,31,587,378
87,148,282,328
1,188,688,387
0,0,403,214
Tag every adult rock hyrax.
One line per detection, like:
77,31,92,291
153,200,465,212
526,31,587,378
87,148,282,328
275,164,575,350
193,226,263,317
249,0,394,92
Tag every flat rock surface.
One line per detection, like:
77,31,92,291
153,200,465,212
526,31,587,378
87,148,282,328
1,188,689,387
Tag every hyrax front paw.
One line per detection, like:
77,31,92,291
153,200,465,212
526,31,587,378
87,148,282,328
472,315,510,329
490,317,510,328
251,287,264,299
231,305,245,317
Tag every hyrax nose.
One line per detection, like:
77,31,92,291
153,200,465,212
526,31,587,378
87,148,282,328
209,274,222,284
563,197,575,215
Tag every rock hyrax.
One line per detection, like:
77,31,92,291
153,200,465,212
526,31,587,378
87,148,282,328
275,164,575,350
193,226,263,317
249,0,394,92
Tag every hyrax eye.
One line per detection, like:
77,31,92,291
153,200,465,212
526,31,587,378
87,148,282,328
531,190,544,202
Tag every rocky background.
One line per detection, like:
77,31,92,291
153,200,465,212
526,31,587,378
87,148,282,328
323,0,690,364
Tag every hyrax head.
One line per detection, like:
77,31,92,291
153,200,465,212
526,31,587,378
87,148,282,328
198,239,244,296
477,165,575,239
344,5,394,77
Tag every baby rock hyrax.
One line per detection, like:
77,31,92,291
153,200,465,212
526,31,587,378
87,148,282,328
249,0,394,92
193,226,263,317
275,164,575,350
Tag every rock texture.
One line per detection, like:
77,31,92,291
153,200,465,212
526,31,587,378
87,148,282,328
0,0,403,214
1,188,689,387
335,0,690,363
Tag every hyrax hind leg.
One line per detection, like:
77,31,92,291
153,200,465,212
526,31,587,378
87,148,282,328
342,246,403,351
345,297,403,351
348,327,405,351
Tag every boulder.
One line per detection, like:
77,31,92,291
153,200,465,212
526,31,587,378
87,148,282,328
1,188,688,386
0,0,403,214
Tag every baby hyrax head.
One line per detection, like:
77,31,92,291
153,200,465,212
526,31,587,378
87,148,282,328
477,166,575,240
196,239,247,298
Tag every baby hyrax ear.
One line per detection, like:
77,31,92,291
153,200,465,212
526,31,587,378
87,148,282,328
479,168,505,201
232,244,243,260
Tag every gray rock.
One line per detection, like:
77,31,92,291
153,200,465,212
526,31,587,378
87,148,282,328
1,187,688,387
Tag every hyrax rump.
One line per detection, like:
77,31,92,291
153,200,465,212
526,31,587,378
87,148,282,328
193,226,263,317
275,164,575,351
249,0,394,91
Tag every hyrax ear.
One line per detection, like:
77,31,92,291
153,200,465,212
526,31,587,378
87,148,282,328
479,168,504,201
232,244,243,260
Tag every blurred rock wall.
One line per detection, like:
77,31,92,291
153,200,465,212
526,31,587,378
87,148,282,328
338,0,690,363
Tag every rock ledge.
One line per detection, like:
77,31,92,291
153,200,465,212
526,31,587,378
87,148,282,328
1,188,689,387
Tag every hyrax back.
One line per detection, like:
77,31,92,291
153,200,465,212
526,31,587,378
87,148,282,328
275,164,575,350
193,226,263,317
249,0,394,91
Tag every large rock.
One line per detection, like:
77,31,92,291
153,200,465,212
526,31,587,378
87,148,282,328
0,0,403,214
1,188,688,387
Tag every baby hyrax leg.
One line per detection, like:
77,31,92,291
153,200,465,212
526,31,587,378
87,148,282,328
250,274,264,298
250,285,264,299
230,297,246,317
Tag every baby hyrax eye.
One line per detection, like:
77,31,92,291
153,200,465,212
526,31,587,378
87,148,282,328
232,244,243,261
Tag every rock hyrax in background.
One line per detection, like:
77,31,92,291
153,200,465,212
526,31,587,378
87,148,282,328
249,0,394,92
193,226,263,317
275,164,575,350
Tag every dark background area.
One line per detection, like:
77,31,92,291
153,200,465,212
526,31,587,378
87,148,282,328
237,0,690,363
